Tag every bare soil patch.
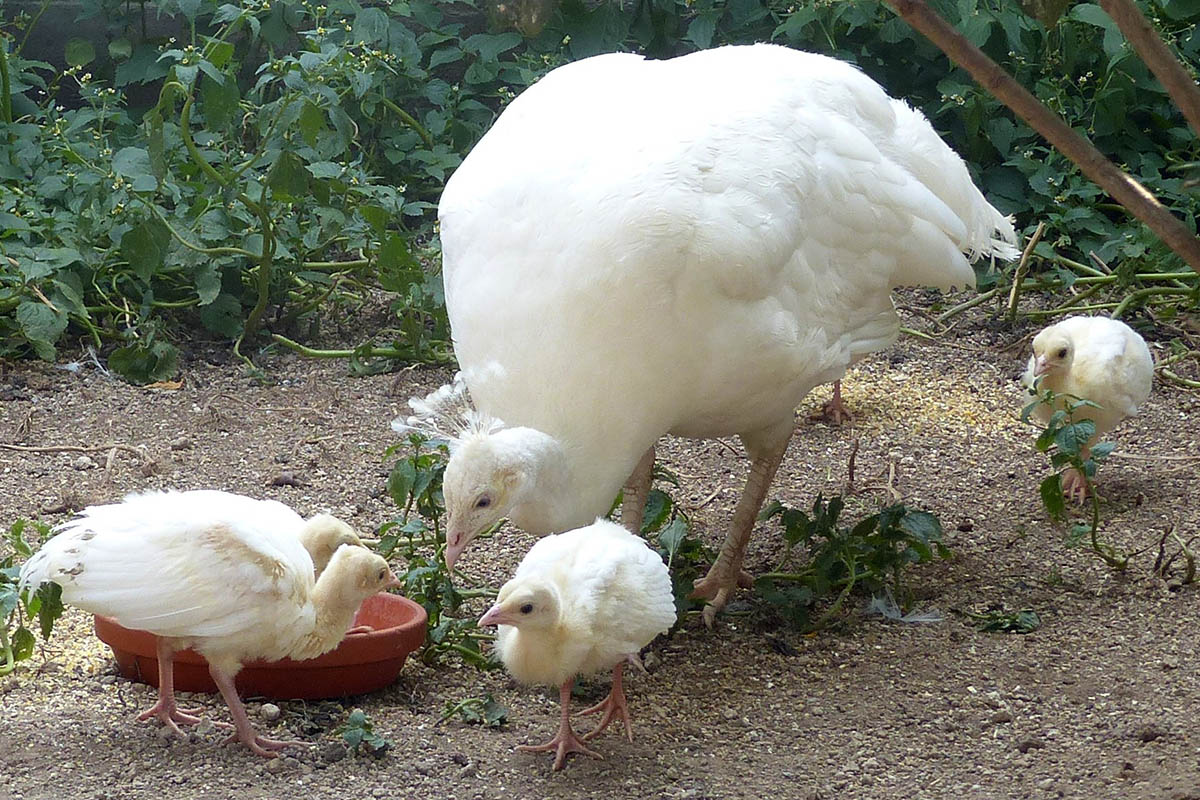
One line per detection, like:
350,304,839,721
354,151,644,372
1,305,1198,800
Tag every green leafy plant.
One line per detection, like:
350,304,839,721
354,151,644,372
336,708,391,757
1022,382,1127,569
633,471,713,622
958,606,1042,634
438,692,508,728
753,495,950,630
379,432,497,668
1,518,63,676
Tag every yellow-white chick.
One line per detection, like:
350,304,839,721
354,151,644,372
1022,315,1153,502
478,519,676,770
19,490,397,757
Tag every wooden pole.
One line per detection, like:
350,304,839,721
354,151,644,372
885,0,1200,275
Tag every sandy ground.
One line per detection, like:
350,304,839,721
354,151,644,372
1,304,1198,800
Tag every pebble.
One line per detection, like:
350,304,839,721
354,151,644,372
991,710,1013,724
260,703,282,721
1017,736,1046,753
195,718,215,735
72,456,95,470
320,743,347,764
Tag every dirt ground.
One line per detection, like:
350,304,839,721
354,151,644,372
1,301,1198,800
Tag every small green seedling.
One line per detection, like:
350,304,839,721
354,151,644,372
1022,383,1127,569
438,693,508,728
1,519,62,676
959,607,1042,634
337,708,391,757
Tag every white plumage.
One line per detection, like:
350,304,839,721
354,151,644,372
478,519,676,770
19,490,395,757
1021,315,1153,501
424,44,1018,621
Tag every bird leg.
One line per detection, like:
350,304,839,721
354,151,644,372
516,680,603,771
579,661,635,742
620,446,656,534
136,638,220,737
1062,444,1094,504
210,666,308,758
691,426,792,627
810,380,853,425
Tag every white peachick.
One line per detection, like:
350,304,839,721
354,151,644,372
478,519,676,770
1022,315,1153,502
19,490,395,757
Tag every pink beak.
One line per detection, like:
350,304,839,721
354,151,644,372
444,530,468,571
1033,355,1051,377
478,604,513,627
384,570,402,590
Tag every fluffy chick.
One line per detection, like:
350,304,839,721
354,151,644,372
1022,315,1153,502
479,519,676,770
19,492,397,757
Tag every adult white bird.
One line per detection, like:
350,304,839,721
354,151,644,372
411,43,1018,623
1021,315,1153,502
478,519,676,770
19,490,397,757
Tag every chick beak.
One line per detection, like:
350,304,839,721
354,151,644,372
478,604,512,627
1033,355,1051,377
384,569,402,590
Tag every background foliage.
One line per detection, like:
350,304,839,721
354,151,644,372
1,0,1198,380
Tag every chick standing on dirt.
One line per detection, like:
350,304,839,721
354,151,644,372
1022,315,1153,502
19,490,397,757
478,519,677,770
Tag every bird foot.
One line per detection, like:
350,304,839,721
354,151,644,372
345,624,374,635
809,396,853,425
516,725,603,771
136,700,217,738
691,567,754,628
223,731,310,759
577,690,633,743
1061,468,1091,505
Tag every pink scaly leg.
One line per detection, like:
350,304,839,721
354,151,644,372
620,446,656,535
210,666,308,758
692,423,793,627
1062,445,1093,505
811,380,853,425
516,680,603,771
136,638,226,737
579,661,635,742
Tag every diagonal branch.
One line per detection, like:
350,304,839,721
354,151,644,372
1098,0,1200,139
884,0,1200,276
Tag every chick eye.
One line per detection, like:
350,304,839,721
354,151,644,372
519,603,534,614
475,496,491,509
1056,348,1068,359
377,569,386,580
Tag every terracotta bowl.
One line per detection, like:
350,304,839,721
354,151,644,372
93,593,428,699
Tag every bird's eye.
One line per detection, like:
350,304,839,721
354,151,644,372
519,603,534,614
1056,348,1068,359
377,569,386,580
475,496,491,509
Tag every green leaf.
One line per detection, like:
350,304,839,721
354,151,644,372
1054,420,1096,456
299,102,326,147
65,38,96,67
1091,441,1115,461
1040,474,1066,521
461,33,523,62
108,340,179,384
36,583,63,640
112,147,154,180
195,263,222,305
354,8,390,44
657,517,688,562
11,627,35,662
108,38,133,61
899,510,943,544
267,151,310,199
640,489,673,534
119,219,170,282
198,293,244,338
16,302,68,360
201,71,240,129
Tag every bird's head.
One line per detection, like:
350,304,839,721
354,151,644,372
442,431,529,570
1031,328,1074,378
322,544,400,599
477,577,560,630
298,513,364,576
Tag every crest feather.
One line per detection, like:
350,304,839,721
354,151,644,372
390,372,504,444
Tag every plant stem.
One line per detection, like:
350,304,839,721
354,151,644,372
379,98,434,148
270,333,417,360
1006,222,1045,320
